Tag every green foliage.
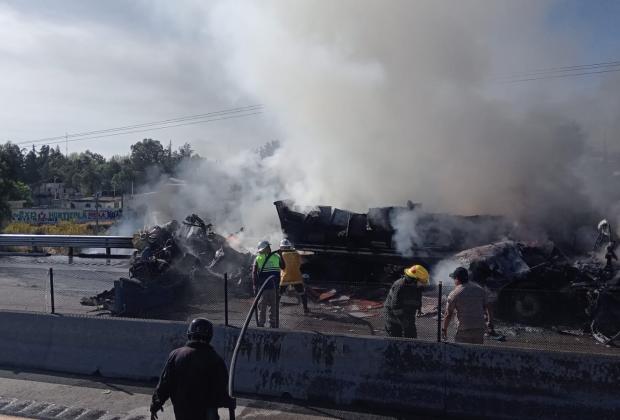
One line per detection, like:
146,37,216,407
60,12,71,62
0,160,11,225
9,181,32,202
0,138,202,214
3,221,94,235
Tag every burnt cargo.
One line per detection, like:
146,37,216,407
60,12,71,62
274,200,510,264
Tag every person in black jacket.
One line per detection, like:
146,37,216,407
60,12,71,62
151,318,234,420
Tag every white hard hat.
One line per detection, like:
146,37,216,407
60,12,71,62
280,238,293,249
257,240,270,252
598,219,610,234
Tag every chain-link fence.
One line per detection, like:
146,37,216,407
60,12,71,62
167,275,620,356
0,255,126,315
1,255,619,356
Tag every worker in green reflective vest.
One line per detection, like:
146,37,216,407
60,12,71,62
252,240,280,328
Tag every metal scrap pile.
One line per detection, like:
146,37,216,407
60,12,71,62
81,214,252,315
451,235,620,345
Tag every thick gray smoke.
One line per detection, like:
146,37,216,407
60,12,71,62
206,0,605,250
121,150,285,250
123,1,617,254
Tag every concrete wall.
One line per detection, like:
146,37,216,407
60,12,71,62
0,310,618,420
0,311,184,380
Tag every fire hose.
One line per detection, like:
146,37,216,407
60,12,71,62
227,274,278,420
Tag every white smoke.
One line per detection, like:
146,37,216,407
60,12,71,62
122,150,284,250
390,208,422,257
117,1,619,254
203,0,608,250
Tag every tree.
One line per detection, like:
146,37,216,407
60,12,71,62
0,160,12,224
23,146,39,185
0,142,24,181
71,151,106,195
46,146,68,183
0,137,216,209
257,140,280,159
37,144,51,182
130,139,165,183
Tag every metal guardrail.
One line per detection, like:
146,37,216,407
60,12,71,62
0,234,134,249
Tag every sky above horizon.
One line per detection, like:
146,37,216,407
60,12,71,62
1,0,620,159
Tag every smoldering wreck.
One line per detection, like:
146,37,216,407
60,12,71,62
83,200,620,345
81,214,252,315
275,200,620,344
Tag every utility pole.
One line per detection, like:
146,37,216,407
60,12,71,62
95,192,100,234
65,132,68,156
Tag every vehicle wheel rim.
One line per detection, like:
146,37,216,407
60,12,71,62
515,294,540,318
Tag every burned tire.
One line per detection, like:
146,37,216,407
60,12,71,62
512,292,543,322
500,288,545,324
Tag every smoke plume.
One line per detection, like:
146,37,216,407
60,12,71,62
203,0,611,251
118,1,620,255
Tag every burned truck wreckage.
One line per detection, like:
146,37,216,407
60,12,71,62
83,200,620,345
275,200,620,344
81,214,252,315
452,240,620,344
273,199,512,283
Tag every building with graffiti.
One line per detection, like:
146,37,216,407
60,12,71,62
11,208,123,224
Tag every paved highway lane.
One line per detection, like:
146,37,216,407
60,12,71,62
0,256,128,314
0,254,618,356
0,368,437,420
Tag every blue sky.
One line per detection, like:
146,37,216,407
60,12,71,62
547,0,620,62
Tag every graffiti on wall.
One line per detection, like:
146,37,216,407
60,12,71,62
11,209,123,224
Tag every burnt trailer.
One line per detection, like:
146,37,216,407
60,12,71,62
82,214,252,316
274,200,510,283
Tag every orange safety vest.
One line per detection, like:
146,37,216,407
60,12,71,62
280,251,303,286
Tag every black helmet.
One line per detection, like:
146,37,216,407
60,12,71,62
187,318,213,342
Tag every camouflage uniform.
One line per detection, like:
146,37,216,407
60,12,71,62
383,276,423,338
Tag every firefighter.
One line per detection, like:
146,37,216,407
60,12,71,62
252,240,280,328
605,241,618,274
151,318,234,420
278,238,310,314
383,264,430,338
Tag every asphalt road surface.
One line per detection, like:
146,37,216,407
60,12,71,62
0,254,618,356
0,367,443,420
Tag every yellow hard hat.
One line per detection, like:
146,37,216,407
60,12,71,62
404,264,430,284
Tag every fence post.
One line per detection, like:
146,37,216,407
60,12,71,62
224,272,229,327
49,267,55,314
274,277,280,329
437,281,442,342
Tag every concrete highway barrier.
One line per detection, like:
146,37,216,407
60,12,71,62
0,310,617,420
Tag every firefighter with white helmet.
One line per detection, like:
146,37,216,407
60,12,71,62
251,240,280,328
278,238,309,314
383,264,430,338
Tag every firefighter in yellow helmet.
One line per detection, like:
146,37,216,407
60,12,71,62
383,264,430,338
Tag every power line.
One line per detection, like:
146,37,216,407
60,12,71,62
15,105,263,146
502,59,620,79
502,67,620,83
35,111,263,147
